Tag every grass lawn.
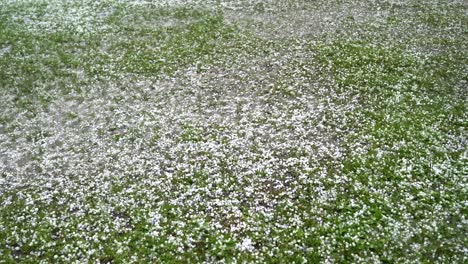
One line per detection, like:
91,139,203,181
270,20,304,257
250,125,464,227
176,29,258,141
0,0,466,262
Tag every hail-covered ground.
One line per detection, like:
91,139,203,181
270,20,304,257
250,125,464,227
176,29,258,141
0,0,466,262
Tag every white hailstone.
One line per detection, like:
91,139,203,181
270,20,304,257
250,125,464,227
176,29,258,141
237,237,254,252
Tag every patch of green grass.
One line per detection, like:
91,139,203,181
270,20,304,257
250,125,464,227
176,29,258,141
117,13,236,75
180,123,205,143
0,4,246,112
314,38,466,261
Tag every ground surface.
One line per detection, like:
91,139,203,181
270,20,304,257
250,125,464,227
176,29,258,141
0,0,467,263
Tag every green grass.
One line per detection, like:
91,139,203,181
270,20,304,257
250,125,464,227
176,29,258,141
0,0,466,262
0,3,249,112
313,37,466,262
